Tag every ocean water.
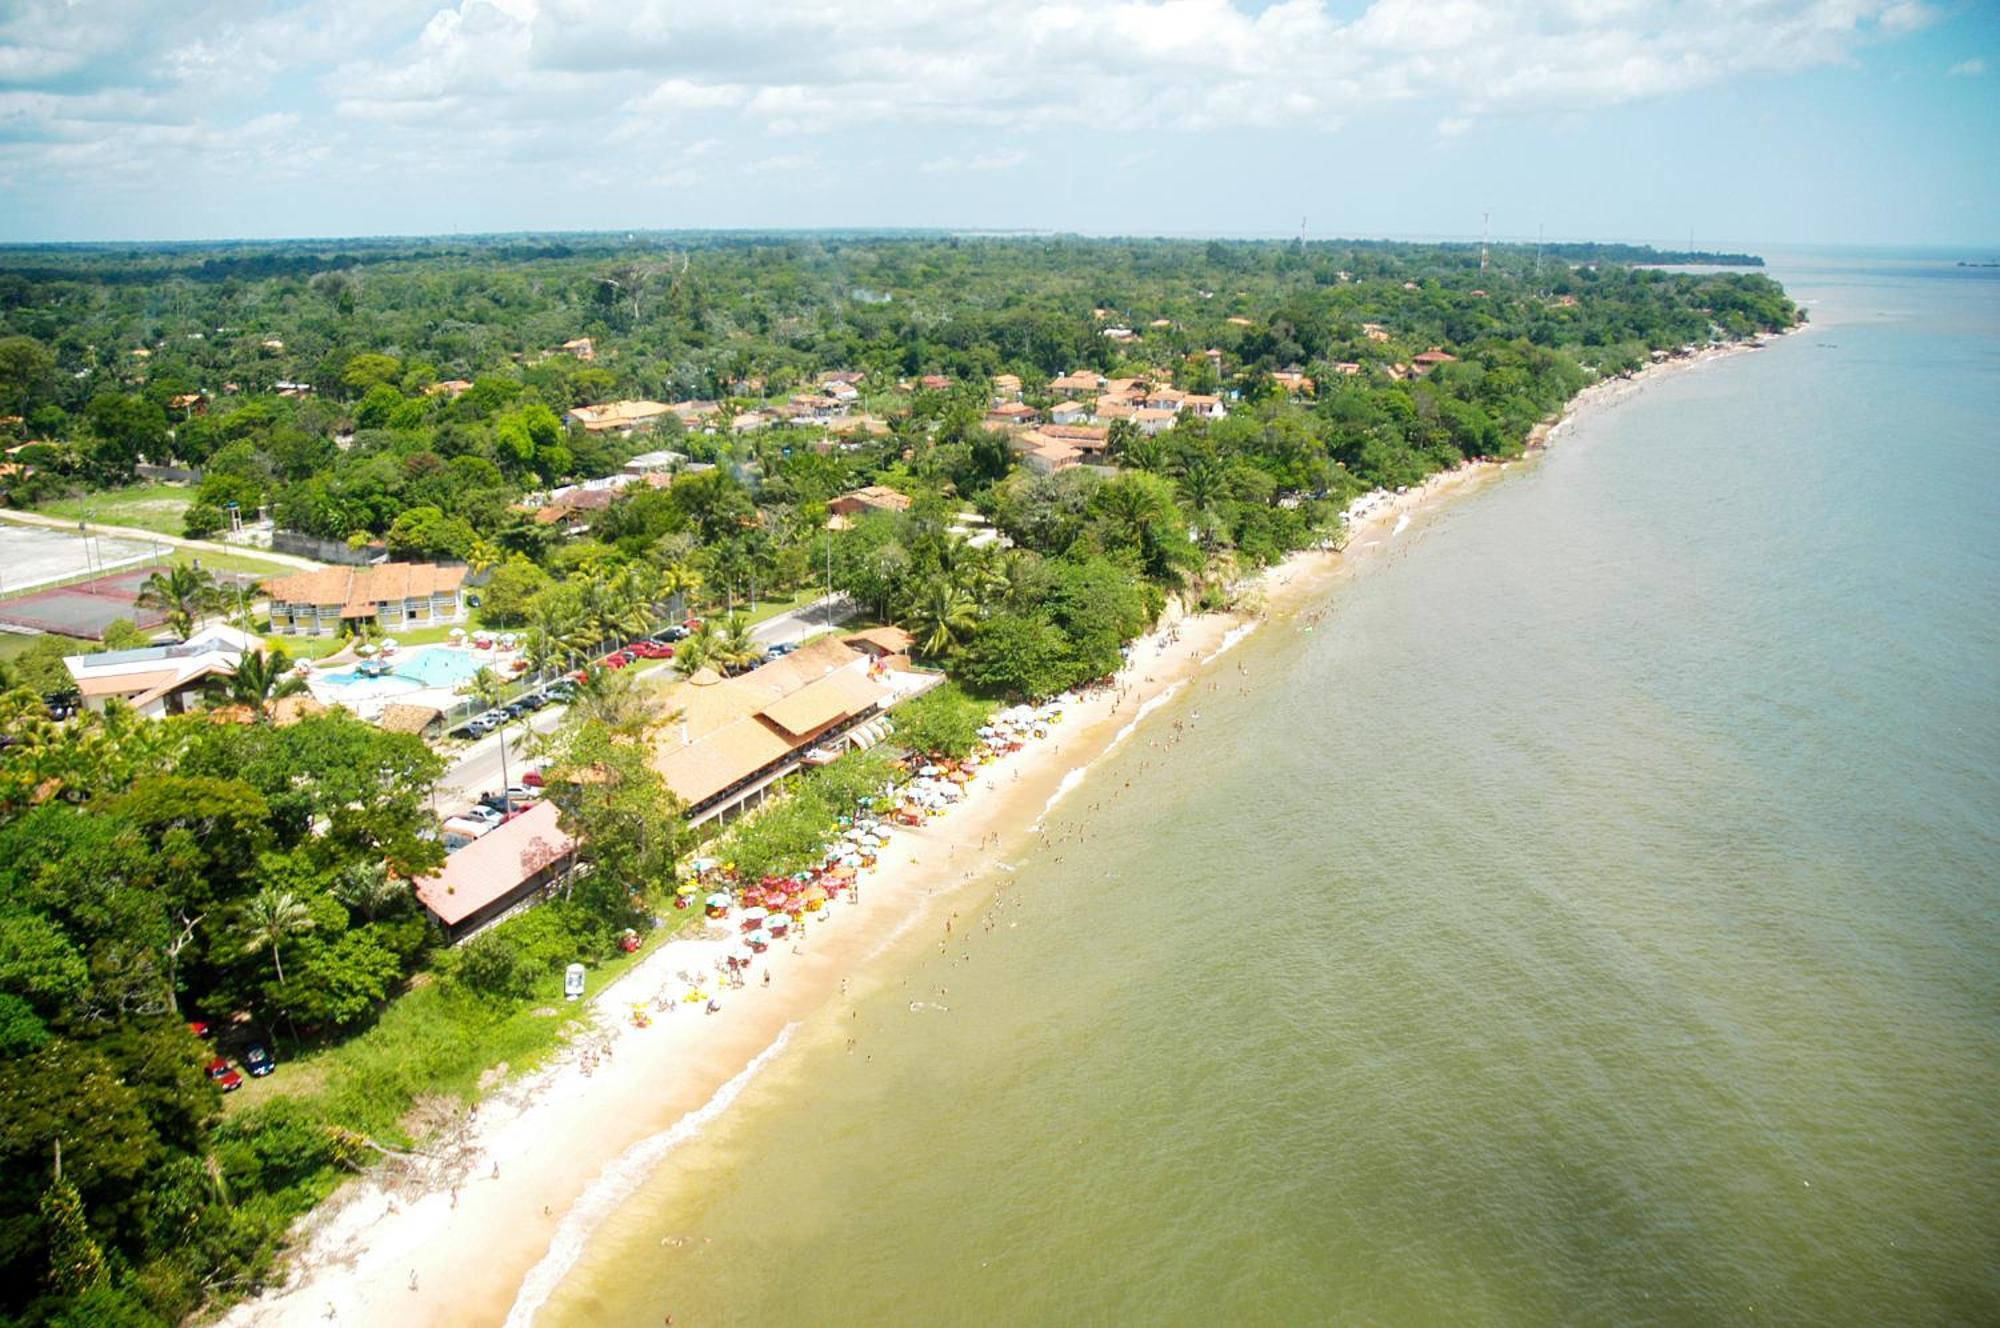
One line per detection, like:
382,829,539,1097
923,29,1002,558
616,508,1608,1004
536,254,2000,1326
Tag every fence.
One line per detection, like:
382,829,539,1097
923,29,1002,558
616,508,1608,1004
270,530,385,565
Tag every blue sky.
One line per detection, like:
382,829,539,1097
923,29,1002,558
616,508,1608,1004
0,0,1993,248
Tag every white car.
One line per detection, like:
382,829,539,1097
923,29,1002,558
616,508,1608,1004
460,804,505,828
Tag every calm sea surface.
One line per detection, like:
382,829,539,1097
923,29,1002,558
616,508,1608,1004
538,254,2000,1326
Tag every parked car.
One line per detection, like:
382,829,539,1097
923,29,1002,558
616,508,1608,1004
630,640,672,659
461,804,505,828
522,768,546,787
187,1020,211,1040
478,783,539,810
243,1044,275,1078
207,1058,243,1093
466,716,496,737
767,640,799,657
600,653,630,670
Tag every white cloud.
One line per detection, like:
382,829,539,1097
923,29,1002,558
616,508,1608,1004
0,0,1951,227
631,78,750,111
1948,57,1986,77
1878,2,1935,35
920,149,1027,173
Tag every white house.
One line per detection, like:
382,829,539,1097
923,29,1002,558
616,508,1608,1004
64,624,258,718
622,450,687,477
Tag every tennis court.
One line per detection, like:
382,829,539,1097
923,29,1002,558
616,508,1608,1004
0,562,261,641
0,567,174,639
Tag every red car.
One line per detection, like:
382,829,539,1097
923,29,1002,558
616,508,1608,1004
207,1057,243,1092
599,652,629,670
630,641,672,659
523,769,545,788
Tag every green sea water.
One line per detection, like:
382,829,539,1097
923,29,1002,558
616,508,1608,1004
530,254,2000,1326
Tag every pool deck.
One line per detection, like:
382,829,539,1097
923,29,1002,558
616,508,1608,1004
307,645,525,720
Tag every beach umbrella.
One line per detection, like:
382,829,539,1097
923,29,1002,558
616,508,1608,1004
691,857,720,874
356,643,377,656
839,852,863,868
746,930,771,948
705,892,732,911
380,637,399,651
802,884,829,905
449,626,466,638
741,906,769,924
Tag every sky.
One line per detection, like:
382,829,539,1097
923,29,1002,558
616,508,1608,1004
0,0,1995,248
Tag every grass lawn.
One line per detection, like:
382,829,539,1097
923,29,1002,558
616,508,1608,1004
176,546,305,580
0,633,45,663
37,482,194,537
713,585,821,628
221,904,711,1120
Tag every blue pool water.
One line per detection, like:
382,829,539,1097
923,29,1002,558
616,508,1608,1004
319,646,489,691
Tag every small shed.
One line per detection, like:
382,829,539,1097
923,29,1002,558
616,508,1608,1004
377,703,446,741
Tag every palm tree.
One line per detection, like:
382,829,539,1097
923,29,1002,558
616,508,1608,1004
715,614,762,673
653,556,702,618
239,887,314,986
947,540,1007,605
904,582,978,659
470,665,525,811
673,621,719,676
136,564,220,642
332,862,407,921
522,624,562,680
568,665,674,741
204,647,306,722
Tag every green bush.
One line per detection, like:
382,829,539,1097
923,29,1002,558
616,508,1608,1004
890,682,990,758
181,502,225,541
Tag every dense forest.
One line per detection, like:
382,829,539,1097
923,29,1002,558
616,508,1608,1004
0,233,1797,1327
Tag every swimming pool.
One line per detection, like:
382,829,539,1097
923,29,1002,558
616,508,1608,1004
316,646,492,696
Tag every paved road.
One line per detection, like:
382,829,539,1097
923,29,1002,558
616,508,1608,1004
433,594,858,814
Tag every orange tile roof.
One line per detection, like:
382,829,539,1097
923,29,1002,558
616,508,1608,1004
568,400,672,431
1038,424,1110,445
263,562,467,609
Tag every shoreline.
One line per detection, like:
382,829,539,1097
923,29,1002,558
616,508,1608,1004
218,333,1778,1328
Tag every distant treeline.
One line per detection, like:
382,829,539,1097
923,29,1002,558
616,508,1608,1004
0,232,1763,291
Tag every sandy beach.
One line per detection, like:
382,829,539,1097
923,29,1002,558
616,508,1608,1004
219,336,1774,1328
